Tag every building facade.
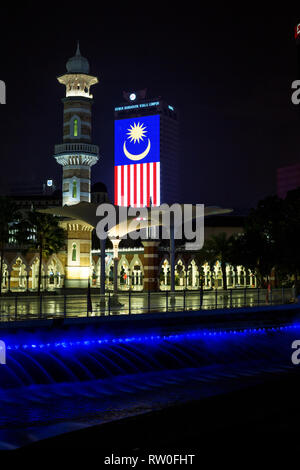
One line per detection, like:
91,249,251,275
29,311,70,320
1,212,259,293
0,46,260,295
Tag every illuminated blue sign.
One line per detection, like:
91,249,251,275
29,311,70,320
115,115,160,166
115,101,160,111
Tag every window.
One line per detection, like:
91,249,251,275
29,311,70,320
73,119,78,137
72,243,77,262
72,180,77,199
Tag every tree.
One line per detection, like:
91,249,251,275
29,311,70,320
279,188,300,290
201,232,235,290
232,196,284,287
229,231,275,287
0,197,20,295
21,212,66,295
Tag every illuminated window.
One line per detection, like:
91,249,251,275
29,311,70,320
73,119,78,137
72,243,77,262
72,180,77,199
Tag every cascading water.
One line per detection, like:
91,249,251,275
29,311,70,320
0,323,298,448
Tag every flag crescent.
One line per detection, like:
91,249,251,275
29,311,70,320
123,138,151,161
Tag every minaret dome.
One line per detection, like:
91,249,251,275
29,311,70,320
66,41,90,74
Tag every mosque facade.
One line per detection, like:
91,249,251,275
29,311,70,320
0,45,259,294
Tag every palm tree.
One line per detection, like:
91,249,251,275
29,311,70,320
21,212,66,295
0,197,20,295
202,232,234,290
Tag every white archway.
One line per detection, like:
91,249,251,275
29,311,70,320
129,254,144,291
9,255,28,291
159,258,170,291
118,255,130,290
29,256,46,291
175,258,186,290
46,255,65,290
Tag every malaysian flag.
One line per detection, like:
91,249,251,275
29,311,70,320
114,115,160,207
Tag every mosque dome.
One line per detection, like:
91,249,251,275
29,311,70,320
66,42,90,74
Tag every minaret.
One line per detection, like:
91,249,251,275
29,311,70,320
54,42,99,206
53,43,98,288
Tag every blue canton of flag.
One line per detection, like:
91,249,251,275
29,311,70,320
115,115,160,166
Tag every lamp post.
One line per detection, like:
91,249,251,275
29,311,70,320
128,268,132,291
99,238,106,308
199,275,204,309
110,237,123,308
169,219,176,309
170,222,175,293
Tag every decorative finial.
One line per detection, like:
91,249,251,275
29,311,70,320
76,40,81,56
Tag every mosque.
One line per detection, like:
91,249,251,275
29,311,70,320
1,44,258,294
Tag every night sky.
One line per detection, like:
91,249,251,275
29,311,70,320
1,8,300,211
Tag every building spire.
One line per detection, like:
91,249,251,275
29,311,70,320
76,40,81,56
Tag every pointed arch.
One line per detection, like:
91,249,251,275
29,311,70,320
29,255,46,291
69,114,81,138
174,257,187,290
174,255,187,269
0,255,9,292
46,254,65,289
8,253,29,272
159,257,171,291
186,258,200,290
158,254,169,268
46,254,65,275
9,255,28,291
129,254,144,274
129,254,144,291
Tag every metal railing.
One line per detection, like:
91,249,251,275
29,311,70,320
54,142,99,155
0,287,296,323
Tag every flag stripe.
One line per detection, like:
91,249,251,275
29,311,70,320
157,162,160,206
143,163,147,207
149,163,153,204
153,162,157,206
118,165,121,205
140,164,144,207
130,165,134,207
115,162,160,207
114,166,118,205
136,164,140,207
124,165,128,206
121,166,124,206
127,165,130,207
134,165,137,207
146,163,150,207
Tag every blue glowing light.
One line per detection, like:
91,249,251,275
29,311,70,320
115,101,160,112
4,323,300,353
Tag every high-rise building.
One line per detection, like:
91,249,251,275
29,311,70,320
114,91,179,207
53,42,99,206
